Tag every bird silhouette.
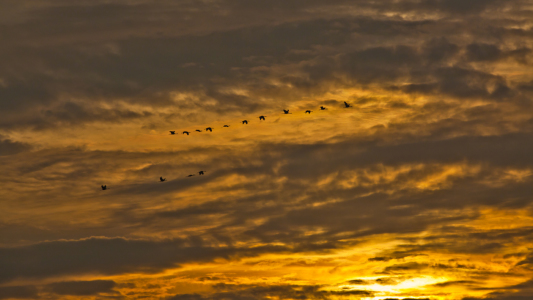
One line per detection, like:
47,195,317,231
305,110,312,114
259,116,266,121
344,101,351,108
242,120,248,124
187,174,195,177
101,185,107,190
283,109,290,114
196,129,202,132
320,106,327,110
183,131,190,135
199,171,205,175
160,177,166,182
205,127,213,132
223,125,230,127
169,131,176,134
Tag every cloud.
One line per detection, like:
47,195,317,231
0,237,291,283
46,280,116,296
0,1,531,129
1,1,533,299
0,136,32,156
0,286,38,300
462,278,533,300
167,284,374,300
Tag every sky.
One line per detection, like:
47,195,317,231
1,0,533,299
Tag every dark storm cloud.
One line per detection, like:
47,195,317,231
46,280,116,296
0,286,38,300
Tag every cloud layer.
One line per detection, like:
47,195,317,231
1,0,533,299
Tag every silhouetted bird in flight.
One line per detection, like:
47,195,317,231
205,127,213,132
242,120,248,124
196,129,202,132
160,177,166,182
320,106,327,110
344,101,351,108
223,125,230,127
199,171,205,175
259,116,266,121
187,174,195,177
305,110,312,114
101,185,107,190
283,109,290,114
169,131,175,135
183,131,190,135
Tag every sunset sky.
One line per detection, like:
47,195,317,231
1,1,533,299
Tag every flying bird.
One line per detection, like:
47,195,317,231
101,185,107,190
187,174,195,177
242,120,248,124
283,109,290,114
205,127,213,132
183,131,190,135
320,106,327,110
223,125,230,127
259,116,266,121
196,129,202,132
169,131,175,134
344,101,351,108
199,171,205,175
160,177,166,182
305,110,312,114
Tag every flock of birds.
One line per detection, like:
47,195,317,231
101,101,352,190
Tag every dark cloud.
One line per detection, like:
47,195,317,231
0,1,531,128
46,280,116,296
431,280,477,287
0,237,290,283
462,279,533,300
384,298,430,300
0,137,32,156
466,43,503,62
167,284,374,300
0,286,38,300
382,262,429,273
465,43,531,63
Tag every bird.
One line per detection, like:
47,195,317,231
305,110,312,114
344,101,351,108
169,131,176,135
101,185,107,190
320,106,327,110
259,116,266,121
205,127,213,132
283,109,290,114
160,177,166,182
199,171,205,175
187,174,195,177
223,125,230,127
196,129,202,132
183,131,190,135
242,120,248,124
